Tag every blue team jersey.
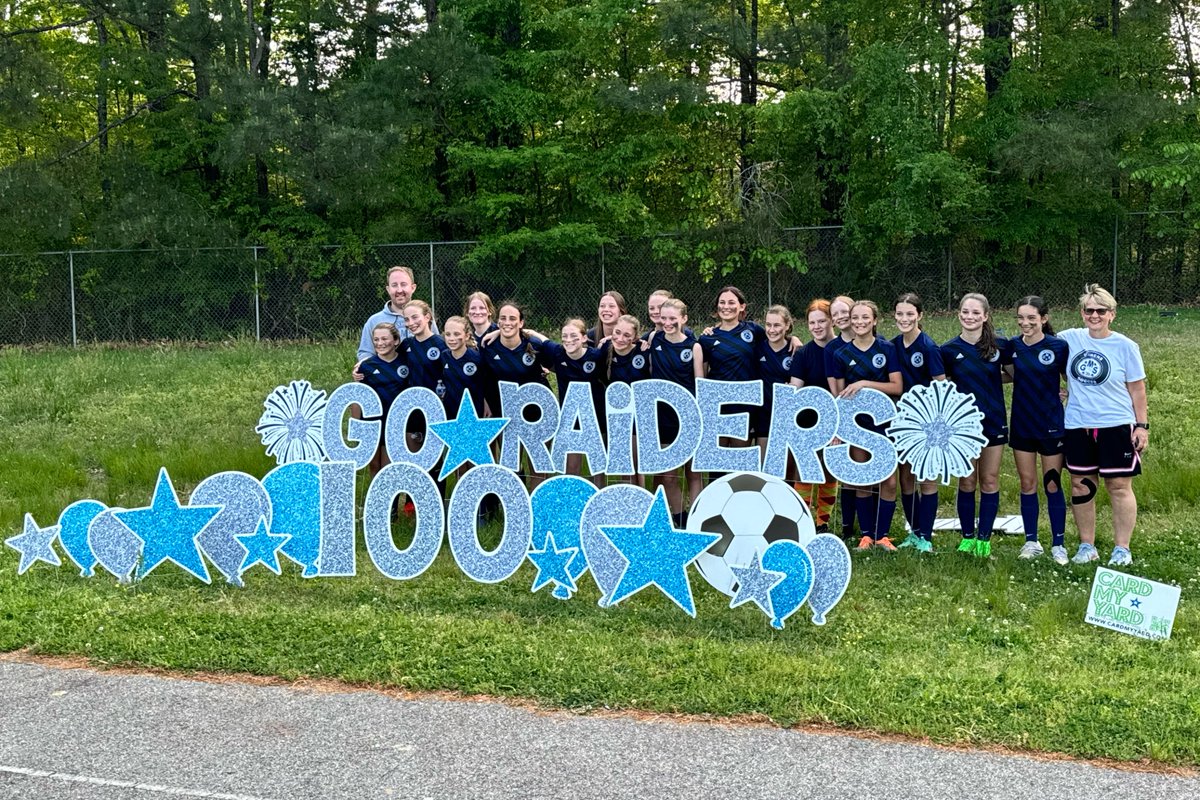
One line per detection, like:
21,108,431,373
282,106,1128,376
699,320,765,381
603,343,651,385
470,322,499,348
789,340,831,392
649,333,699,393
828,337,901,387
360,353,408,412
823,336,853,386
400,334,448,394
538,341,605,404
480,336,551,388
756,339,796,434
1010,335,1068,438
892,331,946,390
941,335,1013,429
441,347,486,417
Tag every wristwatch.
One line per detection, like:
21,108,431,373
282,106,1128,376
1134,422,1150,431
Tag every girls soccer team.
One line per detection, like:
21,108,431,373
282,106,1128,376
357,280,1148,566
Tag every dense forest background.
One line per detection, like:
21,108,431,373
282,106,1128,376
1,0,1198,308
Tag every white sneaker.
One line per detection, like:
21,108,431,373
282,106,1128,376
1018,541,1044,560
1108,546,1133,566
1050,545,1069,565
1072,543,1099,564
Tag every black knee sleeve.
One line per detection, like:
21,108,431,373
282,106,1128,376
1072,477,1097,505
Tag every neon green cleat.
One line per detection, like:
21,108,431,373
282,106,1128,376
974,539,992,558
957,538,978,554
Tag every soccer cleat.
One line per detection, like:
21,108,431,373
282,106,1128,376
1108,546,1133,567
897,533,923,549
855,536,874,551
875,537,898,552
914,538,934,554
1071,543,1100,564
957,538,978,555
814,524,831,534
1018,541,1044,560
1050,545,1069,565
974,540,992,558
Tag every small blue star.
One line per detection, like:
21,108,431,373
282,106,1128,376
600,487,721,617
1130,598,1142,609
5,513,62,575
428,395,509,480
728,551,786,618
527,531,579,594
115,468,221,583
236,518,292,576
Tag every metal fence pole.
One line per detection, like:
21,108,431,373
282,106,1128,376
68,251,78,348
600,242,606,294
1112,214,1120,297
946,243,953,311
429,241,436,320
253,246,261,341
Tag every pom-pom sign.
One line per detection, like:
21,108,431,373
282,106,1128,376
9,380,987,627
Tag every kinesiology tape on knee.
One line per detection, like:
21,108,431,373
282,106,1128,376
1072,477,1097,506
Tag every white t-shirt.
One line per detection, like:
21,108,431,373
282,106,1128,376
1059,328,1145,428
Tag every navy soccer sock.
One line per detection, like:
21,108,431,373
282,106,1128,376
876,499,897,542
957,490,976,539
978,491,1000,542
1046,488,1067,547
840,488,857,536
901,491,917,531
1020,492,1040,543
917,492,939,541
855,494,875,539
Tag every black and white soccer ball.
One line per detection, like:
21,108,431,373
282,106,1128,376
688,472,815,596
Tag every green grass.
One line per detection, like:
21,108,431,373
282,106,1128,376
2,309,1199,765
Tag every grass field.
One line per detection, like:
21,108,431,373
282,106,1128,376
2,308,1199,765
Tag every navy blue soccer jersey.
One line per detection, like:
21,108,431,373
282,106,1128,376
828,337,901,387
603,343,651,385
699,321,765,381
538,341,605,404
823,335,853,380
892,331,946,390
756,339,796,435
471,322,499,348
400,334,447,393
648,333,699,393
359,354,408,412
441,347,486,418
941,335,1013,431
789,340,831,391
1010,335,1068,439
480,336,551,388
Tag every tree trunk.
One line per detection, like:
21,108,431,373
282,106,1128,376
96,15,111,204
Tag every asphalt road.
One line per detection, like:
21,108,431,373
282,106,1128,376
0,659,1194,800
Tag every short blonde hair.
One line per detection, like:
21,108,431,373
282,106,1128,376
1080,283,1117,312
386,265,415,284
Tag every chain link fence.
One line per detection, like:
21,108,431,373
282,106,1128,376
2,216,1195,347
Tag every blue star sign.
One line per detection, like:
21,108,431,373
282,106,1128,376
5,513,62,575
527,531,579,594
600,487,720,617
729,551,786,619
115,468,221,583
1130,598,1142,609
428,395,509,480
236,517,292,576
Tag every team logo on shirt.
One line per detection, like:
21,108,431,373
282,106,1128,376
583,361,596,374
989,351,1000,363
872,353,887,369
521,352,536,367
680,349,693,363
632,355,646,370
1038,349,1056,365
911,352,925,368
427,347,440,360
783,356,793,370
1070,350,1110,385
397,365,410,378
463,363,477,376
740,330,754,343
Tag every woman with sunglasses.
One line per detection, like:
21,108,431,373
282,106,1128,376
1059,285,1148,566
